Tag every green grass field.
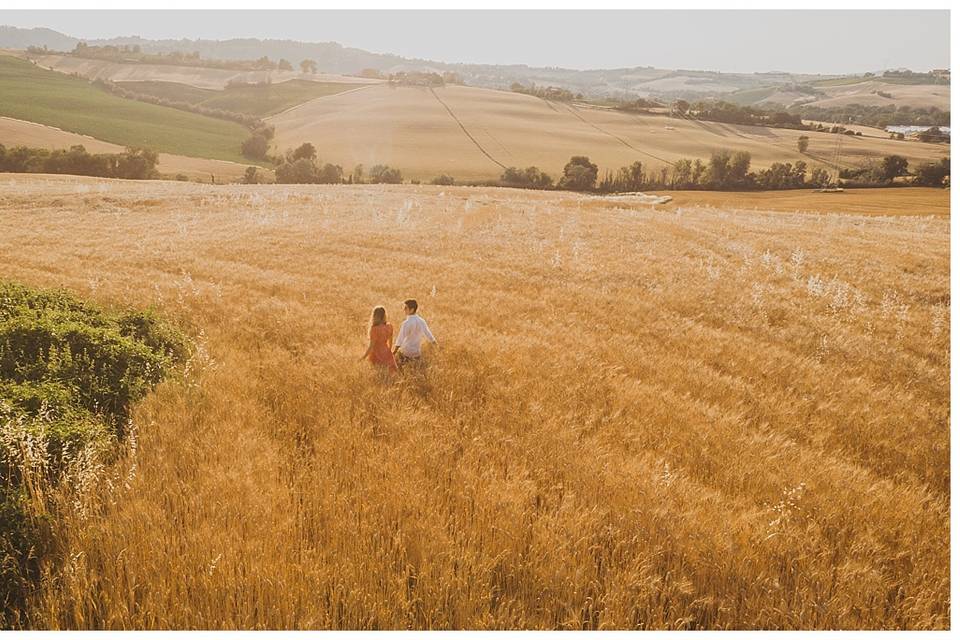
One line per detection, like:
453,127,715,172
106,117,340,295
0,55,250,163
725,86,778,105
118,79,352,117
811,75,947,88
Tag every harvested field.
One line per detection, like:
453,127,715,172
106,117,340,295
658,187,950,217
0,175,948,630
267,84,947,182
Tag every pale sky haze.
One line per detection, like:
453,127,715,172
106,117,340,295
0,10,950,74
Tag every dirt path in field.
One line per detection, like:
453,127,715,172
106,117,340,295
429,87,507,170
557,102,678,167
269,83,379,119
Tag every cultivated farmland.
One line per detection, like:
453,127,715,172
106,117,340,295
0,55,251,163
0,116,253,181
115,79,356,117
1,175,948,630
27,53,381,90
267,84,947,182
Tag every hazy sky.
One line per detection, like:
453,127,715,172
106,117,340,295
0,10,950,73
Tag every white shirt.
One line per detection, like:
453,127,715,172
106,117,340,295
394,314,436,357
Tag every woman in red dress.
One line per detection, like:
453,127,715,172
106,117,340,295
359,306,398,373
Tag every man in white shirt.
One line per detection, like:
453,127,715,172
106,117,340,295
393,298,438,368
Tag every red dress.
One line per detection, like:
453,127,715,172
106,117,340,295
368,323,398,371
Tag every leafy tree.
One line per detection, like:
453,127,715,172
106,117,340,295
809,167,831,188
368,165,403,184
241,134,269,160
351,164,365,184
729,151,752,187
671,159,692,188
243,166,259,184
704,151,731,189
559,156,598,191
317,163,343,184
291,142,317,162
880,155,909,182
914,157,950,187
278,59,293,71
797,135,810,153
300,59,318,74
673,99,689,115
431,174,456,186
275,158,320,184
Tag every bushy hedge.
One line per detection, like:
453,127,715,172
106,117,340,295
0,144,159,180
0,282,186,625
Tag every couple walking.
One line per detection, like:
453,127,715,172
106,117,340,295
360,298,437,373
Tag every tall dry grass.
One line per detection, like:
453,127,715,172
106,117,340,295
0,176,949,629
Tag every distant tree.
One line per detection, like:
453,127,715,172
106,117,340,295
914,157,950,187
300,59,318,74
797,135,810,154
291,142,317,162
241,134,270,160
671,158,692,188
368,164,403,184
809,167,831,188
243,166,260,184
729,151,752,187
559,156,598,191
317,163,343,184
351,164,365,184
704,151,731,189
431,174,456,186
254,56,275,70
114,147,159,180
275,158,320,184
690,159,706,186
278,59,294,72
793,160,807,184
501,166,552,189
880,155,909,182
672,99,690,115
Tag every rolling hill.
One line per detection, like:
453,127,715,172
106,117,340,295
0,115,252,181
0,54,251,163
267,83,948,182
28,53,382,90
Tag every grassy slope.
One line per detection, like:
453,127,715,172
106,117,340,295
119,79,352,117
117,80,218,104
0,55,249,163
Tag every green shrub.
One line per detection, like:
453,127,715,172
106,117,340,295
0,281,185,625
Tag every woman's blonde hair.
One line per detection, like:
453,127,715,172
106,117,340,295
370,305,387,327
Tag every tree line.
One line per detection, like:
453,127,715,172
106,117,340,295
244,143,403,185
510,83,582,102
32,43,320,76
0,145,159,180
791,103,949,129
92,78,266,130
496,150,950,193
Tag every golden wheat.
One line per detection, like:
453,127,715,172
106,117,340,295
0,175,948,629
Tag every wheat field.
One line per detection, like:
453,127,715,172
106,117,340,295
0,175,949,629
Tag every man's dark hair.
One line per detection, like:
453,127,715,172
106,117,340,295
404,299,418,313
